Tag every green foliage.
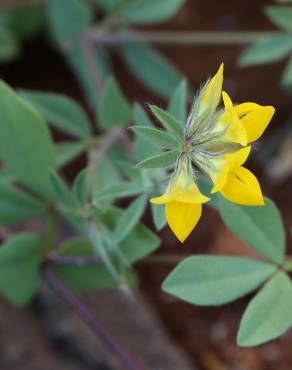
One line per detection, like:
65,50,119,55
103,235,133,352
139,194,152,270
238,272,292,347
119,0,186,25
55,237,137,292
149,105,184,140
168,79,188,124
218,197,285,264
133,103,159,161
49,170,77,208
162,255,276,306
73,169,88,206
21,90,92,139
151,203,167,230
113,195,148,243
131,127,180,149
265,6,292,31
0,233,42,306
47,0,92,41
136,150,178,168
97,76,132,129
94,181,143,202
56,142,84,168
0,80,55,198
0,26,20,62
0,178,45,225
119,44,184,97
100,207,160,264
239,34,292,67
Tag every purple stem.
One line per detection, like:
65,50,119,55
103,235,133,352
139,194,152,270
42,266,144,370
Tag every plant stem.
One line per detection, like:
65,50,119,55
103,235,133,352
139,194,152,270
48,254,186,267
42,266,144,370
85,29,279,45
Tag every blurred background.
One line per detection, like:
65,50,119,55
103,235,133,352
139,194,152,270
1,0,292,369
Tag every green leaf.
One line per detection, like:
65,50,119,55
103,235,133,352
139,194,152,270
56,141,84,168
0,178,44,225
73,169,88,205
0,80,55,198
119,43,183,97
132,126,180,148
218,197,285,264
120,0,186,25
0,233,42,306
133,103,159,160
113,195,147,243
168,79,187,124
137,150,178,168
100,206,160,264
97,76,131,129
265,6,292,31
94,181,142,202
237,272,292,346
162,255,276,306
47,0,92,41
65,44,110,107
282,56,292,87
49,170,77,207
150,105,183,139
20,90,92,138
55,237,137,293
92,155,122,201
151,203,167,230
239,34,292,67
1,4,43,41
0,26,20,63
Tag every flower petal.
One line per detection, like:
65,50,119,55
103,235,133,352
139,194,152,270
211,160,229,193
166,201,202,243
227,146,251,170
150,194,169,204
241,106,275,143
221,166,264,206
233,102,261,116
217,91,247,146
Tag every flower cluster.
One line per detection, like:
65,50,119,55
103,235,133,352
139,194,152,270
151,64,275,243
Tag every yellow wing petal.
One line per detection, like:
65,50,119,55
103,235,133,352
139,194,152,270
227,146,251,170
233,102,261,116
221,166,264,206
211,160,229,193
166,201,202,243
241,106,275,143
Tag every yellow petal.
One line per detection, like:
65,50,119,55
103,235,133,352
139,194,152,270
211,160,229,193
216,91,247,146
233,102,261,116
166,201,202,243
227,146,251,170
222,91,233,110
221,166,264,206
241,106,275,143
150,194,169,204
198,63,224,117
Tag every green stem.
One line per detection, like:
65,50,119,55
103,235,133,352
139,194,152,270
85,29,281,45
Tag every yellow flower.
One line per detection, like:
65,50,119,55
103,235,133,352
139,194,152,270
211,146,264,206
234,100,275,143
150,163,209,243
